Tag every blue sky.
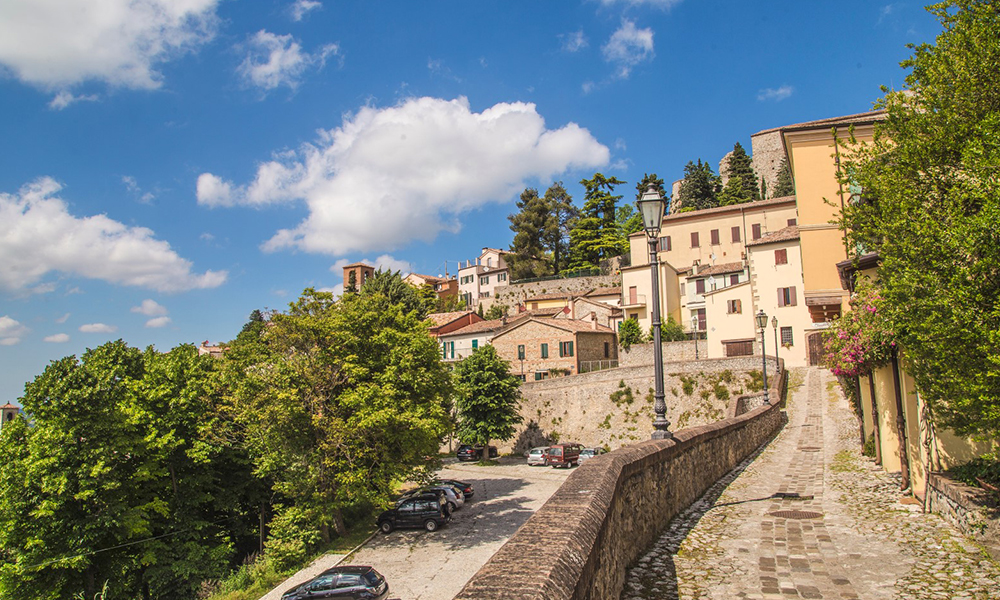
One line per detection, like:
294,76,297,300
0,0,936,403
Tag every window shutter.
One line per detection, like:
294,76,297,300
778,288,785,307
472,339,478,350
790,287,797,306
711,229,720,245
691,232,699,247
541,343,548,358
558,343,564,357
568,341,574,357
732,226,741,242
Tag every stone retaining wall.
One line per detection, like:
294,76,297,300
456,369,788,600
926,472,1000,561
482,274,620,313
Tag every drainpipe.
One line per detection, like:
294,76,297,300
867,373,882,465
854,375,866,447
890,348,911,491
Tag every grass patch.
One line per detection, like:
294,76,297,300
830,450,861,473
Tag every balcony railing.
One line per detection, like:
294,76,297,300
579,359,619,374
622,294,646,308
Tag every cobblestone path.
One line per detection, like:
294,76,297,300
623,367,1000,600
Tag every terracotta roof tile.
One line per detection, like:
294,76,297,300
425,311,475,327
746,225,800,247
686,261,745,278
753,109,887,136
586,286,622,297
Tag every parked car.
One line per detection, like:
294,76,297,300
456,444,499,461
281,565,388,600
396,489,452,515
547,443,583,468
435,478,474,499
526,446,549,466
378,495,450,533
578,447,607,464
400,485,464,512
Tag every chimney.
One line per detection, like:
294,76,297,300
693,259,701,275
569,296,576,320
590,311,598,330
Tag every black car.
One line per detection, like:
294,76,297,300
435,478,474,499
396,488,458,514
280,565,388,600
456,444,498,461
378,494,450,533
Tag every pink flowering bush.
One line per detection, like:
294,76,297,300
824,278,896,377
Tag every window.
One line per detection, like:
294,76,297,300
659,236,672,252
472,339,478,350
628,286,637,305
710,229,720,245
724,340,754,357
680,282,685,295
691,232,700,247
480,275,490,285
559,341,574,357
629,313,638,320
517,374,527,382
337,574,361,589
731,226,741,243
775,248,788,265
309,575,337,592
727,299,742,314
695,279,705,294
778,287,797,307
604,342,610,358
541,343,549,358
449,341,455,359
480,291,491,298
781,326,794,345
398,501,416,512
498,272,507,282
695,308,706,331
787,218,797,227
517,344,525,360
441,342,447,359
730,274,739,285
752,223,762,240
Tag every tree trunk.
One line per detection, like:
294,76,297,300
332,509,347,537
320,522,331,544
84,565,96,600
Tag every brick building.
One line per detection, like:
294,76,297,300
490,316,618,381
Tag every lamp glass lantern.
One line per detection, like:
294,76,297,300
755,309,768,330
637,184,666,237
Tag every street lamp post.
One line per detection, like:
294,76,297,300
756,310,769,392
638,183,671,440
690,314,699,360
771,316,779,375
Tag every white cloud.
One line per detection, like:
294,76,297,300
560,30,589,53
132,299,168,316
0,0,220,91
198,97,609,255
238,30,340,92
602,19,654,78
145,316,171,328
0,177,228,294
0,316,29,345
44,333,70,343
122,176,155,204
48,91,99,110
599,0,683,6
290,0,322,21
581,80,597,95
80,323,117,333
757,85,794,102
55,313,70,324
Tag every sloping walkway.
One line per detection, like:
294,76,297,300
623,367,1000,600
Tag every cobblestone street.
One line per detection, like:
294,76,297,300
623,367,1000,600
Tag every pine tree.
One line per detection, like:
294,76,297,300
772,157,795,197
507,188,552,280
542,182,578,275
676,160,720,212
569,173,626,269
718,142,760,205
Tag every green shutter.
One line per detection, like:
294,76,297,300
472,339,478,350
568,341,574,357
442,342,447,359
541,343,548,358
534,372,543,381
449,341,455,359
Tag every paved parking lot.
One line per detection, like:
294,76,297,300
343,458,573,600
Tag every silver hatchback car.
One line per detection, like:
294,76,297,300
526,446,549,466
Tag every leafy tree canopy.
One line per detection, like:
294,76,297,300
839,0,1000,438
618,317,643,351
542,182,578,275
360,269,427,319
453,346,523,454
718,142,761,206
569,173,626,269
676,159,721,212
507,187,554,280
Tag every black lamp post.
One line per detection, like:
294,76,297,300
771,316,779,374
690,314,699,360
638,183,671,440
756,309,769,391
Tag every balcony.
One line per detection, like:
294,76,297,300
621,294,646,309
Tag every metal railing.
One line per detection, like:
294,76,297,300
511,268,602,285
579,359,619,374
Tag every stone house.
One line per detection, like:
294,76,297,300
457,247,511,308
405,272,458,302
437,317,511,362
490,317,618,381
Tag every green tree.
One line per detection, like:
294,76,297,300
507,188,553,280
618,317,644,351
718,142,761,206
771,157,795,198
542,182,578,275
839,0,1000,438
415,283,440,316
360,269,426,318
676,159,721,212
569,173,626,269
0,342,255,600
345,270,358,293
219,289,451,566
484,303,508,320
453,346,523,461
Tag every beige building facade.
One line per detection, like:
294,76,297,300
457,247,510,307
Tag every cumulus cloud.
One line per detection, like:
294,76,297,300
290,0,322,21
0,0,220,91
198,97,609,255
131,299,168,316
145,316,172,328
80,323,117,333
560,30,589,53
0,316,29,346
0,178,228,294
602,19,654,78
238,30,340,92
48,91,99,110
757,85,794,102
44,333,70,343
